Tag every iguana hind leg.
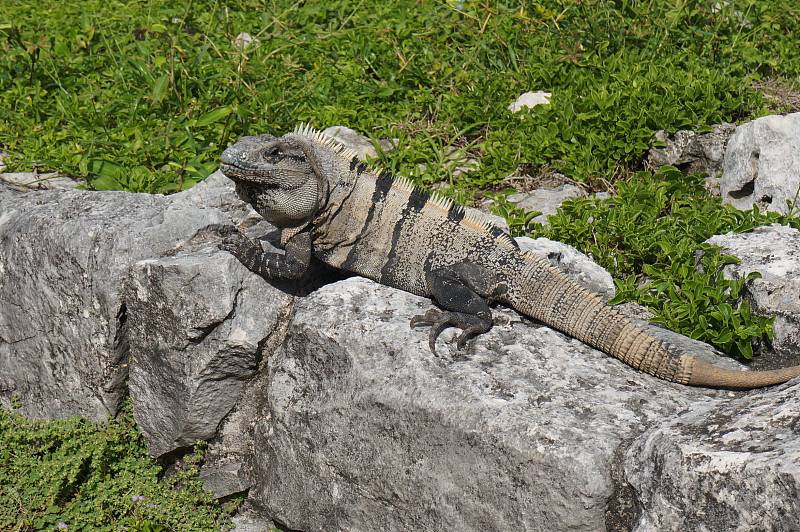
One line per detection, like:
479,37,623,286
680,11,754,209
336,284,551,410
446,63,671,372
411,262,507,354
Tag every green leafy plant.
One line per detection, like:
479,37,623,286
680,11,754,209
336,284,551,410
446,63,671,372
611,246,773,359
0,401,238,531
484,188,544,236
511,166,797,360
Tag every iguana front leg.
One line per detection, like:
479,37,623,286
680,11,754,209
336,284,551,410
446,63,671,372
411,262,508,354
219,230,311,280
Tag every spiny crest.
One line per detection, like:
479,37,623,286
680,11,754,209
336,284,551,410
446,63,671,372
294,124,514,248
427,192,454,212
390,175,420,195
293,124,440,205
405,184,516,249
292,123,360,162
461,209,518,249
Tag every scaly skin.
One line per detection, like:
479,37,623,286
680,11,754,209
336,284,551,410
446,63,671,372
218,124,800,389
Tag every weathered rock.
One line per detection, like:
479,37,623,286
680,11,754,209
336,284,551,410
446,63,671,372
627,380,800,532
125,248,292,458
0,171,82,190
0,181,231,421
705,224,800,370
647,123,735,179
231,502,279,532
251,276,744,532
516,236,615,300
507,184,586,226
721,113,800,215
5,165,800,531
199,461,251,499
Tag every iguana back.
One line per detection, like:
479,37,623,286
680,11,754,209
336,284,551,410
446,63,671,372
219,125,800,389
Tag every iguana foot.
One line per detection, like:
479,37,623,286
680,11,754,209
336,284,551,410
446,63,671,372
411,262,502,354
219,230,311,280
411,308,492,354
219,232,260,263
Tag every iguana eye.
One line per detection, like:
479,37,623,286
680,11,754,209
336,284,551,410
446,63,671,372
263,146,281,160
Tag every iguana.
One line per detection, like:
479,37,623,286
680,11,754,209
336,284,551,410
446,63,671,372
218,124,800,389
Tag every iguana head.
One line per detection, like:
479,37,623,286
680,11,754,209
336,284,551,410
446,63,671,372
220,133,329,228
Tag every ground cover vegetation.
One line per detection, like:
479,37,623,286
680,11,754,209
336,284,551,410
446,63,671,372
0,401,241,531
1,0,800,528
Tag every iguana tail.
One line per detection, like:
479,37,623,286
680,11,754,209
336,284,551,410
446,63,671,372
506,252,800,389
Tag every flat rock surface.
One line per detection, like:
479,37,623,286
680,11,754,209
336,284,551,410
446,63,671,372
253,277,740,532
508,184,585,226
628,379,800,532
0,171,82,190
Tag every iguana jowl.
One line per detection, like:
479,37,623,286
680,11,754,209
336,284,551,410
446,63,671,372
219,124,800,389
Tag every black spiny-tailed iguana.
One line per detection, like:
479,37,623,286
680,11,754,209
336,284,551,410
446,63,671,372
219,124,800,389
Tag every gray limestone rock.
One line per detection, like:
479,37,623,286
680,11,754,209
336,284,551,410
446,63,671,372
721,113,800,215
231,502,279,532
199,461,251,499
0,181,231,421
705,224,800,369
508,184,585,226
0,171,82,190
4,164,800,531
647,123,735,178
251,276,741,532
626,380,800,532
516,236,616,300
126,248,292,458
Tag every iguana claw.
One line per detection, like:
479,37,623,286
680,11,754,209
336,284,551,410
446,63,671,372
411,308,491,355
218,232,257,260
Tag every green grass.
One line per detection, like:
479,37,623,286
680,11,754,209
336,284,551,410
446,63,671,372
2,0,799,192
0,401,239,531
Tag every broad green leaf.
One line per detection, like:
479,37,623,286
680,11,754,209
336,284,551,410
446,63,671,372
150,74,169,104
195,107,233,127
89,175,124,191
739,301,751,321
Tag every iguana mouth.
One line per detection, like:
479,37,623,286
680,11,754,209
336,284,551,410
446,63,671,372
219,162,237,174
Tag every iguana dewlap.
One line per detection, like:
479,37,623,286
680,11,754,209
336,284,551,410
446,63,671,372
218,125,800,389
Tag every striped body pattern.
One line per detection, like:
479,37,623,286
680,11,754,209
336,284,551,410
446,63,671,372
219,125,800,389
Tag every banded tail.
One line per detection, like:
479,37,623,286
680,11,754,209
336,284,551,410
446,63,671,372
506,252,800,389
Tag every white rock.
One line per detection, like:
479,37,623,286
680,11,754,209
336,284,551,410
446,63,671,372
721,113,800,215
706,224,800,368
508,91,552,113
508,184,585,226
